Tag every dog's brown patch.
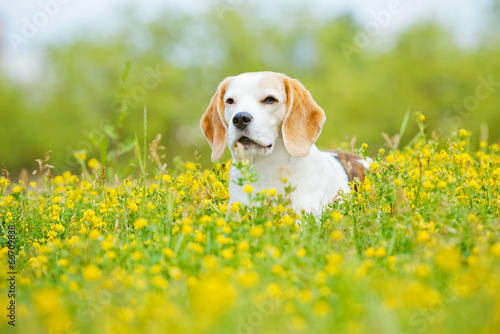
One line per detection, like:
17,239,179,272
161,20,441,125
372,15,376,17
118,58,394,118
331,150,366,189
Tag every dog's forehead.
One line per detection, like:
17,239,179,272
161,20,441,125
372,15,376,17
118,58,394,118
226,72,285,96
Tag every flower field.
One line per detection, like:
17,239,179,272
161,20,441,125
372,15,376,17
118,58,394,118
1,120,500,334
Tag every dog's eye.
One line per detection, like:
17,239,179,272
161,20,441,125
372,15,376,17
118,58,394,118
262,96,278,104
226,98,235,105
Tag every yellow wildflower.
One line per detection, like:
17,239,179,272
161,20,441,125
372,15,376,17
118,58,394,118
133,218,148,230
313,300,331,317
435,247,461,272
243,185,254,193
249,226,264,238
88,158,100,169
152,275,169,289
417,230,430,243
330,230,343,240
82,264,102,281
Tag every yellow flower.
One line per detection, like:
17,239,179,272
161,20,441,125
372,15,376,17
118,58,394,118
200,215,212,223
88,158,100,169
202,255,218,271
151,264,162,275
161,174,171,182
163,247,175,258
189,242,204,254
182,225,193,234
230,201,241,213
297,248,306,258
168,267,182,280
299,289,313,303
82,264,102,281
331,211,342,223
128,202,139,213
131,251,143,261
106,251,117,259
0,178,10,187
237,271,259,288
491,243,500,258
69,280,80,292
152,275,169,289
89,229,101,240
330,230,343,241
272,264,285,276
435,247,461,272
133,218,148,230
374,247,387,258
281,215,295,226
238,241,249,252
33,288,62,314
313,300,331,317
215,218,226,227
417,230,430,243
74,151,87,161
325,253,343,275
102,236,114,251
365,247,375,258
415,264,431,278
419,114,426,122
243,184,254,193
437,180,447,188
217,234,228,245
266,283,282,299
221,248,234,259
249,226,264,238
458,129,471,138
189,276,237,317
58,259,68,267
370,162,380,171
52,196,63,204
267,188,277,197
187,276,198,287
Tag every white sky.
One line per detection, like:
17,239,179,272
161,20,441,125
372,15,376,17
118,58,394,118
0,0,492,82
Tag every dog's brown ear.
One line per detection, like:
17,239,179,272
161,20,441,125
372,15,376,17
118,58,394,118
282,76,326,157
200,77,233,161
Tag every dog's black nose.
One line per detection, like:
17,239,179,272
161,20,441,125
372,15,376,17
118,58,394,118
232,112,253,130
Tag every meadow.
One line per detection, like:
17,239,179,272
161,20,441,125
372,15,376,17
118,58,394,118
1,114,499,333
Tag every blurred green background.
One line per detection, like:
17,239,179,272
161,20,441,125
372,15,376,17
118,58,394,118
1,1,500,179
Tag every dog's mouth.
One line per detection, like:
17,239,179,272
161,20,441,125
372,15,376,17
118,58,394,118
237,136,273,150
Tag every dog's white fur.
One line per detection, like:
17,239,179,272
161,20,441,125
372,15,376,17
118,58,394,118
201,72,369,215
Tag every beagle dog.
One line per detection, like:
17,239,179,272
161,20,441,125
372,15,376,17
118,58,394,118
201,71,370,215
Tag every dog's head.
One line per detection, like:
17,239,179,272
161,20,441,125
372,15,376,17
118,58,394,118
200,72,326,161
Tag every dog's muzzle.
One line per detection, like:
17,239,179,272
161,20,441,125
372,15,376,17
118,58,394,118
236,136,272,150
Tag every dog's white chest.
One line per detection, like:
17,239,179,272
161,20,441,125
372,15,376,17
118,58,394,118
229,142,351,215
